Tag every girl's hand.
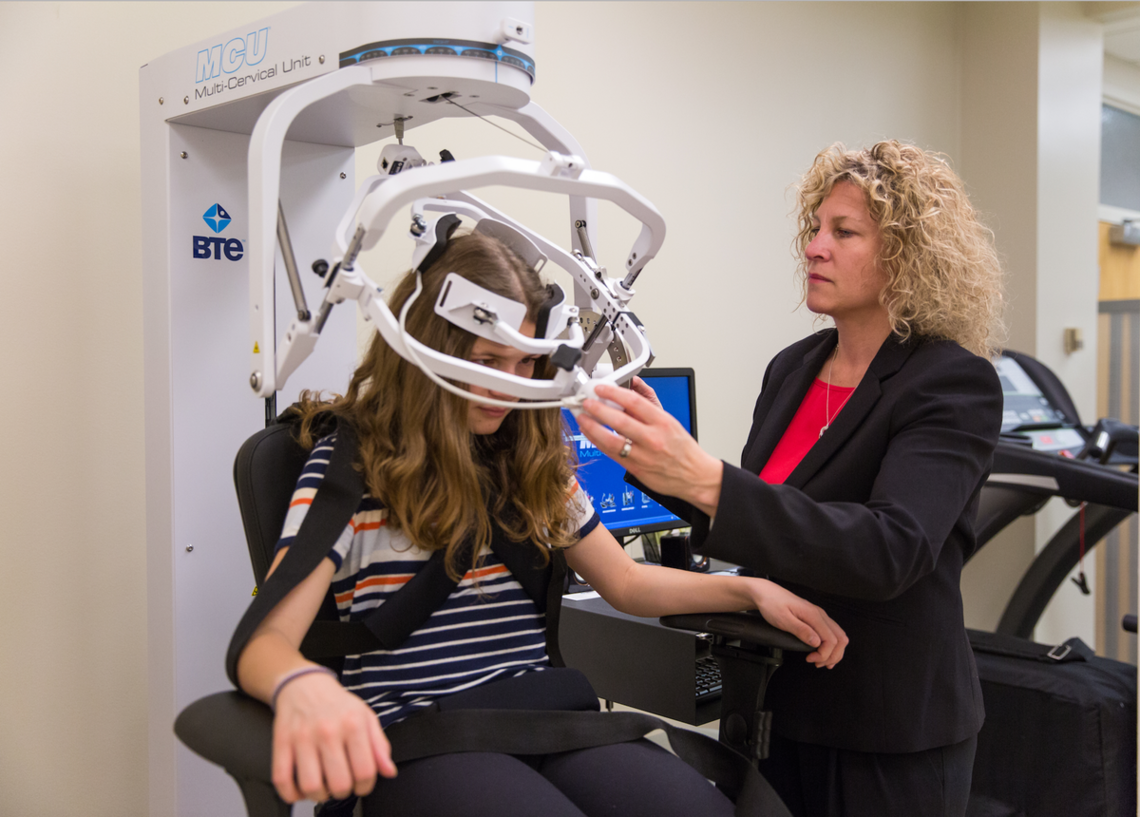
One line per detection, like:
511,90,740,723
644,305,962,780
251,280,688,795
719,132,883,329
578,379,723,516
747,578,848,668
271,670,397,803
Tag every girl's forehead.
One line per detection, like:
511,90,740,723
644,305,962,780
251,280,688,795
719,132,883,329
471,337,514,356
469,319,537,358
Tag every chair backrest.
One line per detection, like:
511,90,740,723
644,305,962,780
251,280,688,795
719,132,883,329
233,420,348,671
233,422,311,586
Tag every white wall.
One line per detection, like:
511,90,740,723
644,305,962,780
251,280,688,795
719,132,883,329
955,2,1043,631
955,2,1109,644
1032,3,1105,648
0,4,299,814
0,2,1114,814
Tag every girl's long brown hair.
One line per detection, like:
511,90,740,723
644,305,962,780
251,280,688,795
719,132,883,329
295,232,577,579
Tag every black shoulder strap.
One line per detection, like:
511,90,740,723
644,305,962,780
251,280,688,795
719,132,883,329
543,549,568,668
226,422,365,686
349,527,563,657
363,546,467,649
298,548,462,657
968,629,1093,664
228,422,566,673
489,532,566,668
312,516,559,657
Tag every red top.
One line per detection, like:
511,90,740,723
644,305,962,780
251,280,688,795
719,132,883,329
758,378,855,484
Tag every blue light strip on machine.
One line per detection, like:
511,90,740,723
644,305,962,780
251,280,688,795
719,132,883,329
339,38,536,81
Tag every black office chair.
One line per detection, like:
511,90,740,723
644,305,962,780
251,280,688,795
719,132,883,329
661,609,809,766
175,420,807,816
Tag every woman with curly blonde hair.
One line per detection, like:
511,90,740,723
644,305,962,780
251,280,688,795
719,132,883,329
579,141,1005,816
793,141,1004,358
235,230,847,816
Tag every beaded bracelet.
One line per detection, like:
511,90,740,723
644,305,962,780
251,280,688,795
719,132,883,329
270,665,337,711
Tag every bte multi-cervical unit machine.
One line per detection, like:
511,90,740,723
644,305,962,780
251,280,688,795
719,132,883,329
140,3,663,813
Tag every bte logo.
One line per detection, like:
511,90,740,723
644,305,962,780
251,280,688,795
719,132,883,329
203,203,231,233
193,202,244,261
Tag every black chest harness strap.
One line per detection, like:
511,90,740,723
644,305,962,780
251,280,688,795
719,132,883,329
223,421,788,817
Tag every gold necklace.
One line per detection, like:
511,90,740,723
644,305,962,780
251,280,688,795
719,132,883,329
820,344,852,438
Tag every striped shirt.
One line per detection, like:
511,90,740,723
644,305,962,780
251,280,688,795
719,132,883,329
277,434,600,726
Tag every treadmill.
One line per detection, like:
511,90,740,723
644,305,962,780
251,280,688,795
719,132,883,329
972,350,1138,638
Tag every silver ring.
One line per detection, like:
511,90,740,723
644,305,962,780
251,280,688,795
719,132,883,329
619,438,633,458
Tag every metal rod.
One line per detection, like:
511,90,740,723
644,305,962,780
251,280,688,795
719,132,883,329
574,219,596,263
314,301,335,334
277,202,310,321
581,315,608,353
342,224,367,271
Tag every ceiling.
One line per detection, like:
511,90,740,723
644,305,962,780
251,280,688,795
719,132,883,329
1087,2,1140,68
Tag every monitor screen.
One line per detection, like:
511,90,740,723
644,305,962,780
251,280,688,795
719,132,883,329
563,368,697,539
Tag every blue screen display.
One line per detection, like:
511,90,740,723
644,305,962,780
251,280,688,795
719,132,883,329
562,372,694,536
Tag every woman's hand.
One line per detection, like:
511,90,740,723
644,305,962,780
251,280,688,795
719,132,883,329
271,670,398,804
744,578,848,668
578,378,723,516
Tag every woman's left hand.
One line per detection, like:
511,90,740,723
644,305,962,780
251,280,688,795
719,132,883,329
578,379,723,516
747,578,848,668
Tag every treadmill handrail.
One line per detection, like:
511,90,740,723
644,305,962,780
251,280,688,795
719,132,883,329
988,442,1138,513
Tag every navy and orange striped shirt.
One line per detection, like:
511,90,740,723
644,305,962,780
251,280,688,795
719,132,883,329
276,435,600,726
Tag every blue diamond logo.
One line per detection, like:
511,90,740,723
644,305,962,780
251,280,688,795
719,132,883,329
203,203,231,234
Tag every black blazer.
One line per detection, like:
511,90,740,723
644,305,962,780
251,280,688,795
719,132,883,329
649,330,1002,753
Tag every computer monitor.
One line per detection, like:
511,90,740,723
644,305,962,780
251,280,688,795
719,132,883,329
562,367,697,539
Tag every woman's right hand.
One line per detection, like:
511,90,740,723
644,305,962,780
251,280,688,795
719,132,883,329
271,670,398,804
578,380,724,517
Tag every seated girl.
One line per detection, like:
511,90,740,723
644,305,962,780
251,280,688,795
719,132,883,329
236,230,847,817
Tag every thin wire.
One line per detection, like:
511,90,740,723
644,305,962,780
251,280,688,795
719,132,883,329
820,344,851,437
396,273,578,411
443,97,549,154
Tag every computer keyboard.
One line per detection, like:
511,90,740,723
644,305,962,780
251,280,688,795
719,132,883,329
695,655,723,702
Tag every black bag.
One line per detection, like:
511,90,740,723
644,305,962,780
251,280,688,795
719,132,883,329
966,629,1137,817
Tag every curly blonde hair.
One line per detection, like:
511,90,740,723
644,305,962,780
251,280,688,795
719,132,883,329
794,140,1005,357
295,232,577,581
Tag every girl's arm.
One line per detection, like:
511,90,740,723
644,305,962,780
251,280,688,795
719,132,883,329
564,525,848,668
236,549,397,804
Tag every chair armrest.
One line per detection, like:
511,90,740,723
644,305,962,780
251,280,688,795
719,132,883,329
660,611,812,652
175,691,275,783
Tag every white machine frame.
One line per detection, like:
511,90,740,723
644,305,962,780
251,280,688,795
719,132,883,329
250,59,665,408
140,3,664,814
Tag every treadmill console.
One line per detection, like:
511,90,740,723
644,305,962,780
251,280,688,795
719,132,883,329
994,356,1085,456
